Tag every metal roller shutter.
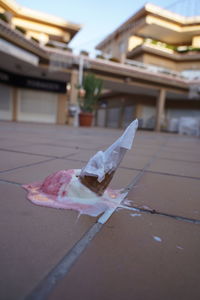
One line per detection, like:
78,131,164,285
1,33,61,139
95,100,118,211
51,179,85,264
18,89,58,123
0,83,12,120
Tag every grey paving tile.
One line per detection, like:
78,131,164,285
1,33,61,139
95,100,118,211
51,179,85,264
120,153,152,169
0,182,95,300
0,150,50,172
147,157,200,178
129,145,159,157
165,136,200,149
0,138,33,148
0,121,200,300
127,172,200,220
109,168,139,190
7,144,78,158
48,209,200,300
64,149,101,162
0,159,84,184
157,149,200,162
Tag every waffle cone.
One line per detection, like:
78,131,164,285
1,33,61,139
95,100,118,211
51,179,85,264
79,171,115,196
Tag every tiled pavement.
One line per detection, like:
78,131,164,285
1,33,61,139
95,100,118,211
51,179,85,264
0,121,200,300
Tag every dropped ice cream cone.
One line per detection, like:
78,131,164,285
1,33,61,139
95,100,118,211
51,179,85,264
79,119,138,195
22,120,138,217
79,170,115,196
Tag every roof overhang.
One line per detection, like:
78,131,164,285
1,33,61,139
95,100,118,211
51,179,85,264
127,44,200,62
0,0,82,37
96,3,200,49
0,37,39,65
0,19,47,58
137,15,200,44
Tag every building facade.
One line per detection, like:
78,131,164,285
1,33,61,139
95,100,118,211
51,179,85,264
95,3,200,132
0,0,200,133
0,0,80,124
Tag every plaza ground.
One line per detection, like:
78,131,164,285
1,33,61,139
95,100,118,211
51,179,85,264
0,121,200,300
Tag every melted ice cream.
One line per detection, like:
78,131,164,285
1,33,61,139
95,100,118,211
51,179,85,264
23,169,124,217
23,119,138,218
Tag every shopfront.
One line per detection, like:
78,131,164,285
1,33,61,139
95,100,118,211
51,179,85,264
0,68,67,124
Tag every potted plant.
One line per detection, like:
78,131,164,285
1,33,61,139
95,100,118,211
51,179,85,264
78,73,103,127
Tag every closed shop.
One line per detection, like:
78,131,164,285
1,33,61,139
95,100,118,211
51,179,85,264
107,107,121,128
18,89,58,123
122,106,135,128
97,109,106,127
141,105,156,129
0,83,12,120
166,108,200,119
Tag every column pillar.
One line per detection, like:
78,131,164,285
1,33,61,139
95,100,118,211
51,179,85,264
155,88,166,132
57,93,67,124
118,105,125,128
68,70,79,126
105,107,109,128
69,70,79,104
134,103,143,119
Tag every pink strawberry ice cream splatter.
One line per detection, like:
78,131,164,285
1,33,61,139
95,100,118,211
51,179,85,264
22,169,124,217
41,169,73,196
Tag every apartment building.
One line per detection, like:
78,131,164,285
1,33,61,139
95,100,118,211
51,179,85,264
0,0,81,123
96,3,200,131
0,0,200,133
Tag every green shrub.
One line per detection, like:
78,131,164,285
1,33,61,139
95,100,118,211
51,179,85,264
79,74,103,113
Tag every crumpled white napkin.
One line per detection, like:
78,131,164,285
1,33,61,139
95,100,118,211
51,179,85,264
80,119,138,182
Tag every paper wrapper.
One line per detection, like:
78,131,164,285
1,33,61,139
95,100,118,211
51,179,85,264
79,119,138,195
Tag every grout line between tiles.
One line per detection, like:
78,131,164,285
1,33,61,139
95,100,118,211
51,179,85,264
24,223,103,300
117,166,200,181
0,148,79,160
24,139,167,300
0,148,56,159
4,141,195,180
0,158,56,174
5,136,200,300
61,151,200,181
155,156,200,164
0,179,21,186
143,169,200,180
120,205,200,225
0,152,83,174
36,142,100,151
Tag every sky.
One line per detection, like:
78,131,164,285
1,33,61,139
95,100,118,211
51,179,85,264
17,0,200,56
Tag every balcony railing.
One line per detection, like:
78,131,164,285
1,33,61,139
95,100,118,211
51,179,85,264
125,59,187,79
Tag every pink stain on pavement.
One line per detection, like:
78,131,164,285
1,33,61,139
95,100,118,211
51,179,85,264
23,169,123,217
